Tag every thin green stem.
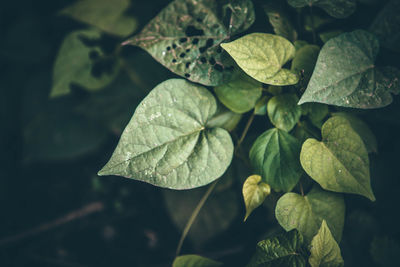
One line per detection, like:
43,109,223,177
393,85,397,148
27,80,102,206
235,112,255,154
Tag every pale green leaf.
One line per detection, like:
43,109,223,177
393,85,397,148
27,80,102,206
287,0,356,19
206,104,242,132
246,230,306,267
264,1,298,42
51,29,119,98
300,116,375,200
60,0,137,37
267,94,302,132
243,175,271,221
221,33,299,86
291,45,320,85
309,220,344,267
98,79,234,189
249,128,302,192
254,96,269,116
173,255,222,267
275,186,345,243
124,0,255,86
299,30,399,109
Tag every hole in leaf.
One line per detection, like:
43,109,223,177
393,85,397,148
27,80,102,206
217,47,222,53
200,57,207,63
186,62,191,68
172,44,177,49
179,37,188,43
206,38,214,48
192,38,199,45
167,46,171,51
186,49,190,52
180,53,186,58
209,57,216,65
196,18,203,23
172,59,177,63
185,25,204,37
199,46,207,53
185,73,191,78
214,64,223,72
89,51,100,60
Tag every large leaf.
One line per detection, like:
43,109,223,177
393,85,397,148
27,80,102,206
264,1,298,42
124,0,255,86
249,128,302,192
51,29,119,97
60,0,137,37
298,30,400,109
291,45,320,85
267,94,302,132
173,255,222,267
243,175,271,221
214,70,262,114
98,79,234,189
275,186,345,243
287,0,356,19
221,33,298,86
246,230,306,267
309,220,344,267
300,116,375,200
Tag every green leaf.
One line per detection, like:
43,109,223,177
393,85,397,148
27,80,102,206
287,0,356,19
264,1,298,42
98,79,234,189
370,0,400,53
293,121,320,143
304,14,333,32
309,220,344,267
246,230,306,267
300,103,329,128
319,30,343,43
60,0,137,37
291,45,320,85
254,96,269,116
294,40,309,51
275,186,345,243
206,104,242,132
221,33,299,86
300,116,375,201
173,255,222,267
214,70,262,114
299,30,399,109
51,29,119,98
332,112,377,153
124,0,255,86
267,94,302,132
249,128,302,192
243,175,271,221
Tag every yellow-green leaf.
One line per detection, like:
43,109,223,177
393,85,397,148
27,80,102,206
243,175,271,221
173,255,222,267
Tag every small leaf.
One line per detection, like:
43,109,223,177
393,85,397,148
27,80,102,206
304,14,333,32
254,96,269,116
300,103,329,128
309,220,344,267
249,128,302,192
51,29,119,97
291,45,320,85
299,30,399,109
98,79,234,189
214,70,262,114
264,1,298,42
243,175,271,221
319,30,343,43
173,255,222,267
293,121,320,143
124,0,255,86
246,230,306,267
275,186,345,243
267,94,302,132
287,0,356,19
300,116,375,201
60,0,137,37
221,33,298,86
206,104,242,132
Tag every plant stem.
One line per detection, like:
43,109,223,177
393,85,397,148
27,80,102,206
175,180,218,256
299,182,305,196
309,5,317,44
235,113,255,154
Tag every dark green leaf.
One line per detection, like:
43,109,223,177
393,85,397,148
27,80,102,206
291,45,320,85
300,103,329,128
254,96,269,116
267,94,302,132
319,30,343,43
264,1,298,42
287,0,356,19
173,255,222,267
293,121,320,143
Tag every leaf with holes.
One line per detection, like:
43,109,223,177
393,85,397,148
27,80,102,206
275,186,345,243
267,94,302,132
60,0,137,37
124,0,255,86
173,255,222,267
246,230,307,267
243,175,271,221
264,0,298,42
51,29,119,98
98,79,234,189
298,30,400,109
300,116,375,201
249,128,302,192
221,33,298,86
287,0,356,19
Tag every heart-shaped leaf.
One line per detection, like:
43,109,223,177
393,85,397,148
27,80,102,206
287,0,356,19
267,94,302,132
221,33,299,86
124,0,255,86
243,175,271,221
98,79,234,189
264,1,298,42
275,186,345,243
300,116,375,201
249,128,302,192
298,30,400,109
254,96,269,116
173,255,222,267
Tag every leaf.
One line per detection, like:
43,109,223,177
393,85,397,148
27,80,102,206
60,0,137,37
221,33,299,86
275,186,345,243
287,0,356,19
309,220,344,267
300,116,375,200
264,1,298,42
370,236,400,267
267,94,302,132
206,104,242,132
51,29,119,97
298,30,399,109
319,30,343,43
254,96,269,116
173,255,222,267
300,103,329,128
246,230,306,267
293,121,320,143
124,0,255,86
98,79,234,189
214,70,262,114
332,112,377,153
304,14,333,32
243,175,271,221
249,128,302,192
370,0,400,53
291,45,320,85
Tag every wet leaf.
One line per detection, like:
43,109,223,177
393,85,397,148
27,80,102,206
243,175,271,221
267,94,302,132
287,0,356,19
